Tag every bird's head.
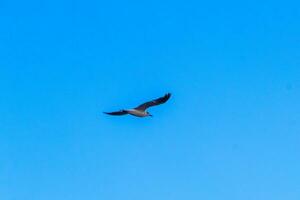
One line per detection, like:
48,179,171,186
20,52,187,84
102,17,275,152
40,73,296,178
146,111,153,117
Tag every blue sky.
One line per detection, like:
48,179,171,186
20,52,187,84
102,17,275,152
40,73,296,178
1,0,300,199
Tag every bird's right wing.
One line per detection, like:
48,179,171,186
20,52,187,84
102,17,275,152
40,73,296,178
135,93,171,111
103,110,128,116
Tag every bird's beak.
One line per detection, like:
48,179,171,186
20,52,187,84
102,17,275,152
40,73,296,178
149,114,153,117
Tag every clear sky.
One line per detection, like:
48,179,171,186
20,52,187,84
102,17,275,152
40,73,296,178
1,0,300,199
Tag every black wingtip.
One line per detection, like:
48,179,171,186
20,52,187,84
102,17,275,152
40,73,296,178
165,93,171,99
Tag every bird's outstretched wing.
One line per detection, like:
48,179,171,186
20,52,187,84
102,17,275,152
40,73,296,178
135,93,171,111
103,110,128,116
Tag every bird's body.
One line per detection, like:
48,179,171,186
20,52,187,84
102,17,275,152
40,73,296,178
104,93,171,118
126,109,148,117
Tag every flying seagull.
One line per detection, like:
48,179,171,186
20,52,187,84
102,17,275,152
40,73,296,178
104,93,171,117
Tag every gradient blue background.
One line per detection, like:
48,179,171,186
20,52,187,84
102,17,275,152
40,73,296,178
1,0,300,199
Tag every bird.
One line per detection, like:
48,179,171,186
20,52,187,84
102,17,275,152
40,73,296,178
104,93,171,117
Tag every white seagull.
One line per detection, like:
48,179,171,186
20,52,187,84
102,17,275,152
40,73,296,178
104,93,171,117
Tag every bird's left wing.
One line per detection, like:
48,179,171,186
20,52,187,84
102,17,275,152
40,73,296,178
103,110,128,116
